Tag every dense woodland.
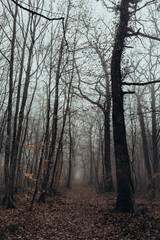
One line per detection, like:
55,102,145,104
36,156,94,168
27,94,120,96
0,0,160,219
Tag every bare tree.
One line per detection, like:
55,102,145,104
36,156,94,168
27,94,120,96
3,4,18,208
111,0,135,212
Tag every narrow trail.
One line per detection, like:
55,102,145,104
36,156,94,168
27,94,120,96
0,184,160,240
49,184,115,239
33,184,115,240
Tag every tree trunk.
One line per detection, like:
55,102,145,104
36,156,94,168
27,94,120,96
3,5,18,208
111,0,135,212
136,94,152,180
151,85,158,173
89,126,93,185
67,104,72,189
38,39,63,203
38,0,72,201
104,108,113,191
8,16,36,206
12,17,30,194
94,45,113,191
49,88,71,194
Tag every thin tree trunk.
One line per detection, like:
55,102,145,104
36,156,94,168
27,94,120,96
3,5,18,208
136,94,152,179
0,110,7,153
104,108,113,191
38,39,63,203
151,85,158,173
7,17,36,207
15,67,38,193
49,69,73,195
89,126,93,185
67,103,72,189
95,46,113,191
39,1,72,201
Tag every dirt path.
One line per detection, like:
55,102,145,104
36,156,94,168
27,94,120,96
0,184,160,240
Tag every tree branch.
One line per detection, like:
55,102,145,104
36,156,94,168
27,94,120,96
122,80,160,86
130,0,156,14
127,28,160,42
0,49,10,63
75,64,104,111
10,0,68,46
11,0,64,21
136,31,160,42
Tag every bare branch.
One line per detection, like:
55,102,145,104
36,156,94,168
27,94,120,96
11,0,64,21
127,27,160,42
123,91,135,95
122,80,160,86
10,0,68,46
0,49,10,63
137,31,160,42
75,64,104,111
101,0,118,10
130,0,156,14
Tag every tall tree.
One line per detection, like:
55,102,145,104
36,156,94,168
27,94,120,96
3,4,18,208
136,93,152,180
111,0,135,212
38,0,71,203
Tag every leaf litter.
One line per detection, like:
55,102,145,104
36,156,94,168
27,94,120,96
0,184,160,240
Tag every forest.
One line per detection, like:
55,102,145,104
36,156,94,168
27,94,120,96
0,0,160,239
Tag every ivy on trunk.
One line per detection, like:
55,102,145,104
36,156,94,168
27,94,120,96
111,0,135,213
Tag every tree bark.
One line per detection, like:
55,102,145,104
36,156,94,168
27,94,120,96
89,126,93,185
111,0,135,212
49,77,72,194
67,103,72,189
12,16,30,194
104,108,113,191
3,5,18,208
38,39,63,203
93,44,113,191
38,0,71,202
136,94,152,180
151,85,159,173
8,16,36,206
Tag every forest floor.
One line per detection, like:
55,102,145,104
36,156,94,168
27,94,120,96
0,183,160,240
